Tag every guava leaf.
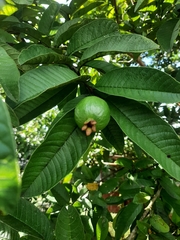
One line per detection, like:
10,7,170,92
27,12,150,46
21,107,93,197
85,60,120,73
69,0,88,15
80,34,159,64
0,198,53,240
73,2,104,18
114,202,143,239
18,44,72,66
67,19,119,55
96,216,108,240
0,46,20,102
17,65,78,103
95,67,180,103
38,2,60,35
0,97,21,215
108,97,180,181
157,19,180,52
55,205,85,240
0,221,20,240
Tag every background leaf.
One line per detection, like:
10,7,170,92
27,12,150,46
95,67,180,103
55,205,85,240
0,46,19,102
157,19,180,52
0,221,20,240
38,2,60,35
0,198,53,240
114,202,143,239
22,109,93,197
67,19,119,55
80,34,159,63
0,97,20,214
108,97,180,181
73,2,104,18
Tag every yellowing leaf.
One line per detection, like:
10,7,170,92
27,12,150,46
0,4,17,15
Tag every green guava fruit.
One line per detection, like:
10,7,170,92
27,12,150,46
74,96,110,136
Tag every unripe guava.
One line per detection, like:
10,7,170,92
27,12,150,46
74,96,110,136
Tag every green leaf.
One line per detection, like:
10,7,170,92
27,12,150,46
134,0,146,12
133,192,151,204
80,34,159,63
0,46,19,102
114,202,143,239
17,65,78,103
67,19,119,55
85,60,120,73
162,190,180,217
51,183,70,207
9,83,77,126
0,97,20,215
0,198,53,240
0,221,20,240
18,44,72,66
73,2,104,18
54,18,81,46
69,0,87,15
95,67,180,103
21,109,93,197
157,19,180,52
102,117,124,152
96,216,108,240
0,29,15,43
150,214,169,233
13,0,33,4
109,97,180,181
55,205,85,240
38,2,60,35
160,176,180,200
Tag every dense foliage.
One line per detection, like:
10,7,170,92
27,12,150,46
1,0,180,239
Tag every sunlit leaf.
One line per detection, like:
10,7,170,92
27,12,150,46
95,67,180,103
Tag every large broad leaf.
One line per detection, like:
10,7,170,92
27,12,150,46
38,2,60,35
55,205,85,240
95,67,180,103
73,2,104,18
54,18,81,46
80,34,159,63
0,198,53,240
157,19,180,52
21,100,93,197
0,46,19,102
67,19,119,55
114,202,143,239
108,97,180,181
17,65,78,103
0,221,20,240
8,83,77,126
0,97,21,215
18,44,72,66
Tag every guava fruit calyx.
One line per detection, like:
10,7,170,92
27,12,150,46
81,119,97,136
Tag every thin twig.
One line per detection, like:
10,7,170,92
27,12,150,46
126,188,162,240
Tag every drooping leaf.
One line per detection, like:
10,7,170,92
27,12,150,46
0,97,21,215
0,29,15,43
7,83,77,126
0,198,53,240
18,44,72,66
69,0,87,15
80,34,159,63
17,65,78,104
134,0,146,12
108,97,180,181
38,2,60,35
157,19,180,52
54,18,81,46
21,106,93,197
85,60,120,73
0,221,20,240
114,202,143,239
73,2,104,18
95,67,180,103
102,117,124,152
55,205,85,240
13,0,33,4
96,216,108,240
67,19,119,55
0,46,19,102
160,176,180,200
51,183,70,207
